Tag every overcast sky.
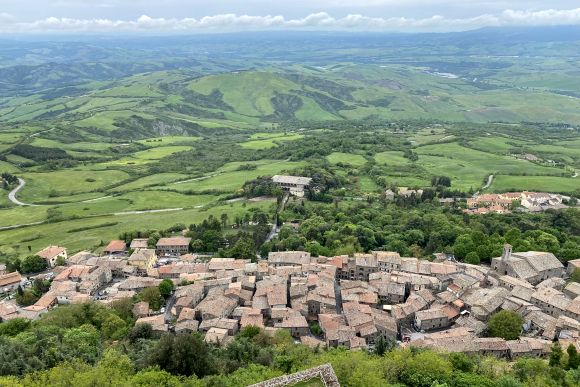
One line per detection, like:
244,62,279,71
1,0,580,33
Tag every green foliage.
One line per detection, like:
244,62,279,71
158,279,175,299
567,344,580,370
140,287,163,311
400,351,452,387
146,333,214,377
20,256,48,274
464,252,480,265
549,342,563,367
0,319,30,337
487,310,523,340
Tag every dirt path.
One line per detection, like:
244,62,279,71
8,178,38,206
0,221,44,231
113,207,183,216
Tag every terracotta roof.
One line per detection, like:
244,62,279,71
36,246,66,259
104,240,126,253
156,237,191,247
0,272,21,287
130,239,149,249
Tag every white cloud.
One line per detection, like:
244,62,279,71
1,8,580,33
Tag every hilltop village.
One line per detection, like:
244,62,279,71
1,237,579,360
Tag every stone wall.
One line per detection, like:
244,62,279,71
249,363,340,387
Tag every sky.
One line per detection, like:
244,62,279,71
1,0,580,33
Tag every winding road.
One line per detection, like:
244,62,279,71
7,178,37,206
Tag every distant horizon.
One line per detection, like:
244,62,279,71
0,6,580,34
1,24,580,40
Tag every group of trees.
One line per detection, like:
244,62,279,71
118,209,273,260
266,197,580,261
15,279,51,307
0,301,579,387
6,255,50,276
1,172,18,189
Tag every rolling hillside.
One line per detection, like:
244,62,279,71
2,64,580,138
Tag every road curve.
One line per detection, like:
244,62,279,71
8,178,37,206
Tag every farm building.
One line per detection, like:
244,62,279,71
272,175,312,197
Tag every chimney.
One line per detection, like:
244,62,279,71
502,244,512,262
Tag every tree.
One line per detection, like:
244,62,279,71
464,251,480,265
127,323,153,344
15,289,39,307
309,322,322,336
0,318,30,337
61,324,102,364
487,310,523,340
55,256,66,267
220,213,229,229
374,335,387,356
158,279,174,299
452,234,475,260
146,333,214,377
449,352,474,373
401,351,452,387
140,287,163,311
20,255,48,274
227,237,256,260
550,342,563,367
567,344,580,370
101,315,128,340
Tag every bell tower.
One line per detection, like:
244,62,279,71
502,243,512,262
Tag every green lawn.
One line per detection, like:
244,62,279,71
326,152,367,167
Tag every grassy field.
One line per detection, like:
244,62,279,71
168,160,306,193
490,175,580,194
374,151,411,166
326,152,367,167
414,142,567,190
0,199,275,257
241,133,303,149
19,170,130,203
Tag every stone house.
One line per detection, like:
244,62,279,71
491,244,564,285
156,237,191,257
0,272,22,293
36,246,68,267
414,308,451,331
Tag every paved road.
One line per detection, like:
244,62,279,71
8,178,37,206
